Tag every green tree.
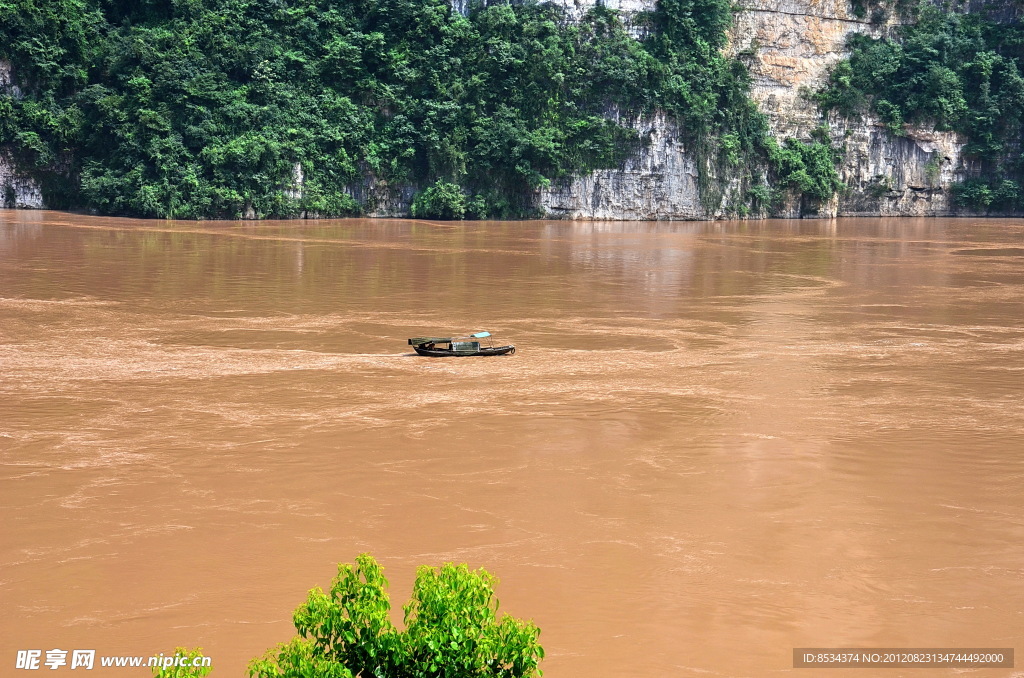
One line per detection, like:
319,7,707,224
411,180,468,220
249,554,543,678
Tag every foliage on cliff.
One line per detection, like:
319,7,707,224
818,5,1024,210
1,0,837,218
249,554,543,678
766,132,844,205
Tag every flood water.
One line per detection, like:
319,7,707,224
2,210,1022,677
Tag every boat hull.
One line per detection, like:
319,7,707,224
413,345,516,357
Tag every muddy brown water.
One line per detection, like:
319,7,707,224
2,210,1022,677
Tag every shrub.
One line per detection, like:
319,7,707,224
411,181,468,220
953,177,1023,211
766,137,844,204
249,554,543,678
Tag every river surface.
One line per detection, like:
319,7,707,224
2,210,1022,677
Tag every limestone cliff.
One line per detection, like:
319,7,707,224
0,2,997,218
731,0,967,217
451,0,652,22
536,0,976,219
499,0,1002,219
540,111,705,220
0,60,44,209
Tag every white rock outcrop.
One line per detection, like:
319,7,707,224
530,0,974,218
539,112,703,219
730,0,963,217
0,157,44,209
0,60,44,209
451,0,655,20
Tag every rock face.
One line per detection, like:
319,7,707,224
350,178,417,219
451,0,653,21
730,0,969,217
0,158,43,209
540,112,704,219
536,0,974,219
0,60,44,210
731,0,885,139
829,115,967,216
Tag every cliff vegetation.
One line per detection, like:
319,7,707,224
818,3,1024,211
1,0,839,218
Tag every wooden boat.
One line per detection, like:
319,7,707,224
408,332,515,357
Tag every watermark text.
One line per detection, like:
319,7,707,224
15,650,212,671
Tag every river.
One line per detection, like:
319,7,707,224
1,210,1022,676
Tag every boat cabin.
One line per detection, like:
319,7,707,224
407,332,514,357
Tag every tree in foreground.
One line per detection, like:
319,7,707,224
249,554,544,678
